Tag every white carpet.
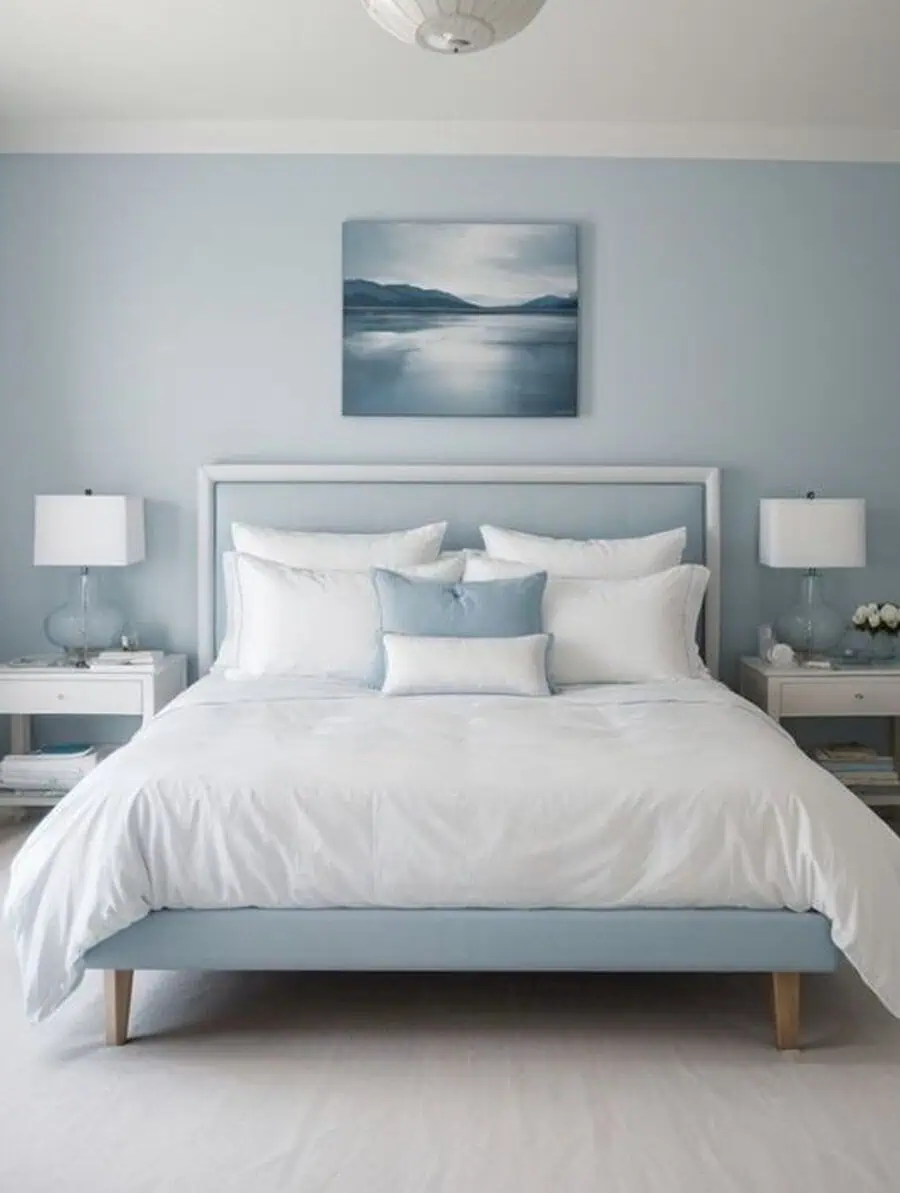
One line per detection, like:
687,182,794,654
2,822,900,1193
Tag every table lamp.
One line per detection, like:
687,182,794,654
34,491,146,666
759,492,866,660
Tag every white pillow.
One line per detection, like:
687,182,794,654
214,548,463,670
479,524,685,578
227,554,464,679
232,521,447,569
381,633,551,697
465,556,709,685
216,550,242,669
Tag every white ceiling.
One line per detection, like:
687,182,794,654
1,1,900,156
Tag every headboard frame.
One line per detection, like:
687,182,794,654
197,463,721,678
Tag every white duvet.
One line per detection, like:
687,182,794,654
5,675,900,1022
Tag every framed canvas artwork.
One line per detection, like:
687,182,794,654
342,222,578,417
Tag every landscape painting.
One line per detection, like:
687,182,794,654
342,222,578,417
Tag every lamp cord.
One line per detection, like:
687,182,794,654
79,566,89,667
78,489,94,666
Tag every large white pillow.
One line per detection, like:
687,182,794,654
381,633,551,697
227,554,464,679
232,521,447,569
479,524,685,578
465,555,709,685
215,545,462,670
216,551,242,669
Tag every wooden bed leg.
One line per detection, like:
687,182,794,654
771,972,800,1050
105,970,134,1046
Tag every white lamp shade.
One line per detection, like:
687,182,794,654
759,498,866,569
361,0,546,53
34,495,145,567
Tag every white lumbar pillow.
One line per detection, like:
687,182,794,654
465,555,708,685
226,554,463,679
231,521,447,569
380,633,551,697
479,524,685,579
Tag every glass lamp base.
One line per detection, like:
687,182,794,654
774,570,844,659
43,570,125,664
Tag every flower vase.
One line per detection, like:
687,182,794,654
851,604,900,662
868,635,897,663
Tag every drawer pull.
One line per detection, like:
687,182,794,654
56,693,65,701
854,693,865,701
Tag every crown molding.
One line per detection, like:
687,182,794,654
1,119,899,161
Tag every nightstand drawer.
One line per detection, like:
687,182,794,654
0,678,143,716
779,679,900,718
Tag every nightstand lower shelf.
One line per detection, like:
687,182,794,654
0,790,67,808
740,657,900,833
847,790,900,809
0,654,188,812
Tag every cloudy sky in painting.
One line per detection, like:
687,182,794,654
343,222,577,305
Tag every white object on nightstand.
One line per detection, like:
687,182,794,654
767,642,795,666
740,655,900,809
0,654,187,808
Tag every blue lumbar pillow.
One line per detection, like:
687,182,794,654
370,568,547,687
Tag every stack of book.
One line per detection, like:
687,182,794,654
0,744,112,792
813,744,900,808
87,650,164,671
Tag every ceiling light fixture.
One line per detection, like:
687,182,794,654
361,0,547,55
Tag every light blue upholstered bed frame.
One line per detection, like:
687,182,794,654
84,464,838,1048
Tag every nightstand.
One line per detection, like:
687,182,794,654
740,656,900,813
0,655,187,808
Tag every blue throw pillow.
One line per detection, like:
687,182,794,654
370,569,547,687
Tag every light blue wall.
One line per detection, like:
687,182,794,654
1,155,899,689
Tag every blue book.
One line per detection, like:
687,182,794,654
824,760,894,772
33,744,95,757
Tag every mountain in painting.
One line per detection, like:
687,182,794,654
343,279,577,315
343,279,479,312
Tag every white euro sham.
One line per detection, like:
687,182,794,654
479,524,686,578
232,520,447,570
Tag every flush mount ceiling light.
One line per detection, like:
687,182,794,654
361,0,548,55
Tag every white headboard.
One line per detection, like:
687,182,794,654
197,463,721,678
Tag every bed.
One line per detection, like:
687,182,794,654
7,464,900,1050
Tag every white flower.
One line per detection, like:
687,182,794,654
868,612,882,630
881,603,900,629
868,602,880,615
852,605,870,627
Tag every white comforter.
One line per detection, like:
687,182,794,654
5,675,900,1021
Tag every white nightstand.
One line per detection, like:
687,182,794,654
740,656,900,810
0,655,187,808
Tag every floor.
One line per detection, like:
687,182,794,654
2,823,900,1193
